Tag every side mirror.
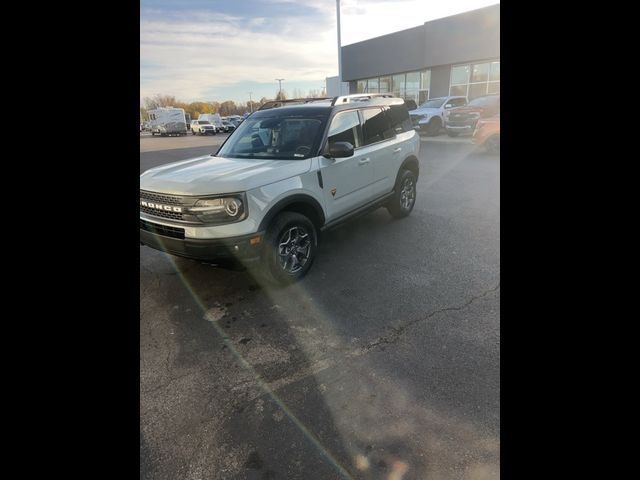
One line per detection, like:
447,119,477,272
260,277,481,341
326,141,354,158
444,103,453,109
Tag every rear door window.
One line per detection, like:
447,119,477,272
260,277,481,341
386,104,413,134
361,108,394,145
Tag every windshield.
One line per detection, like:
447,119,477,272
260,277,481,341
419,98,446,109
468,96,499,107
197,121,211,125
216,114,327,160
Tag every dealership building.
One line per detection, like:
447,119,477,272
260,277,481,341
338,4,499,104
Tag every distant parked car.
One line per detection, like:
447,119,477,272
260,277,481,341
221,121,235,133
445,94,500,137
472,114,500,154
409,96,467,136
192,120,216,135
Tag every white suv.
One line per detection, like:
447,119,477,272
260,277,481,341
140,94,420,284
191,120,216,135
409,96,467,136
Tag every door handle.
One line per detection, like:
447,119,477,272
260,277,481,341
393,147,402,153
358,158,370,165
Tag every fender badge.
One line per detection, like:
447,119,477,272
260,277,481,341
331,188,337,197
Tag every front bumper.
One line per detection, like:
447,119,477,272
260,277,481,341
445,122,476,134
140,221,265,262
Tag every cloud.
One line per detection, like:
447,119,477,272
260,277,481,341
140,11,338,102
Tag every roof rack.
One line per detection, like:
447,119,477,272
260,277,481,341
330,93,395,106
257,98,333,111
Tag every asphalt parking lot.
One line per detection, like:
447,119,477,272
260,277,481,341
140,133,500,479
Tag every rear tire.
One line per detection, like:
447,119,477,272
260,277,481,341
260,212,318,285
387,169,417,218
485,135,500,154
425,117,441,136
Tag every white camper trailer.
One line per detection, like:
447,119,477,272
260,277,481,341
148,107,188,136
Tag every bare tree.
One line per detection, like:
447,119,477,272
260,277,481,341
143,94,178,110
275,89,287,101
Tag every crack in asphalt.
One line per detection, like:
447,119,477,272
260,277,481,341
361,282,500,352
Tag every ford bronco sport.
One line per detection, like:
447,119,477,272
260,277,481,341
140,94,420,284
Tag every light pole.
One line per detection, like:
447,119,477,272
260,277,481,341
336,0,343,94
275,78,285,99
248,92,253,112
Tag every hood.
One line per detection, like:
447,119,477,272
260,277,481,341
410,107,440,116
140,155,312,196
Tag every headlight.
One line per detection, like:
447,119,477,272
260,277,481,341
188,195,247,224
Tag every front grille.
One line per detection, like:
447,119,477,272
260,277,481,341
140,189,186,221
140,219,185,239
140,206,183,220
140,190,182,205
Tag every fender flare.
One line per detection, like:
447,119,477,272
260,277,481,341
393,155,419,190
258,193,326,231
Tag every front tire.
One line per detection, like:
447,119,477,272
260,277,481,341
387,169,417,218
261,212,318,285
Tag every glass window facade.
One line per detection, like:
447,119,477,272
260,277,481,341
353,60,499,103
379,76,391,93
391,74,405,97
355,69,430,102
449,60,500,100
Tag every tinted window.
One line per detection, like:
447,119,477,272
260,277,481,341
387,104,413,134
328,111,362,148
451,98,467,107
361,108,394,145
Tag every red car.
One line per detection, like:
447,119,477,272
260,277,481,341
445,94,500,137
472,114,500,154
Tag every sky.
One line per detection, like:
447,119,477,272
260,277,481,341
140,0,499,106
